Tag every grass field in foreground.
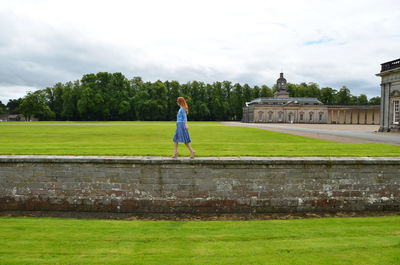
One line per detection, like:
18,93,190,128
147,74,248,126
0,121,399,156
0,216,399,264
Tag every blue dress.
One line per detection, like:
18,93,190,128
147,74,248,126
173,107,191,143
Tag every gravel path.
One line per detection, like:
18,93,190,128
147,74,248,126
222,122,400,145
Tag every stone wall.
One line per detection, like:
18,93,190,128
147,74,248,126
0,156,399,214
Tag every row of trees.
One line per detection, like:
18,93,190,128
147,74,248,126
0,98,23,115
2,72,381,121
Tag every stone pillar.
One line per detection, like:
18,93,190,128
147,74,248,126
379,84,385,131
388,100,394,129
344,110,346,124
383,83,390,131
372,110,375,124
350,110,353,124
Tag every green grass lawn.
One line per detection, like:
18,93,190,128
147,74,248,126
0,121,399,156
0,216,399,264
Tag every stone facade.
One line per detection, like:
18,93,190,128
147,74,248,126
243,101,328,124
376,58,400,132
243,102,379,125
0,156,399,214
242,73,380,124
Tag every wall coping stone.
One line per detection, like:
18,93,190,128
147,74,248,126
0,155,399,165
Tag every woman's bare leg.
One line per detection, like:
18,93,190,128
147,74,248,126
185,142,195,158
171,142,179,158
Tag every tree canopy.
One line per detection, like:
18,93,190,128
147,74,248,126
0,100,5,114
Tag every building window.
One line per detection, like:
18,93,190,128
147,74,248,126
319,113,323,121
288,113,293,123
394,100,399,124
278,112,283,121
309,113,313,121
268,112,273,121
258,112,264,122
300,113,304,120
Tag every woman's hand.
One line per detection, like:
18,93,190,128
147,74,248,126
185,122,189,130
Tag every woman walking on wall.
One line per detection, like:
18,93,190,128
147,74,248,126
171,97,195,159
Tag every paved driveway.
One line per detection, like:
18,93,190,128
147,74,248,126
222,122,400,145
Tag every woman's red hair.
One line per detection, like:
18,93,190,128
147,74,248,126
177,97,188,115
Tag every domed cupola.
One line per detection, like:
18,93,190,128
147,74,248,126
274,73,289,98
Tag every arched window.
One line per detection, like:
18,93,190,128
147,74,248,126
258,111,264,122
268,112,273,122
288,112,294,123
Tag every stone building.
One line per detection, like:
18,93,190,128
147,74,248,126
242,73,380,124
0,114,38,122
376,58,400,132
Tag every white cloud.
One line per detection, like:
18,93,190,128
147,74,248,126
0,85,35,103
0,0,399,102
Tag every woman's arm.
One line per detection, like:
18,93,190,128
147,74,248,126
182,108,188,129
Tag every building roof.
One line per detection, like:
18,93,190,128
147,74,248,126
247,97,323,106
376,58,400,76
327,105,380,109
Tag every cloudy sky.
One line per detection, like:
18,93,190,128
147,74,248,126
1,0,399,103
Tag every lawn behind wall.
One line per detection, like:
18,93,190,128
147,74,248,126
0,121,399,157
0,216,399,264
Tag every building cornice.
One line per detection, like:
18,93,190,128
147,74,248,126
376,68,400,77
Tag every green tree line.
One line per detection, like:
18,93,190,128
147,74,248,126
2,72,381,121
